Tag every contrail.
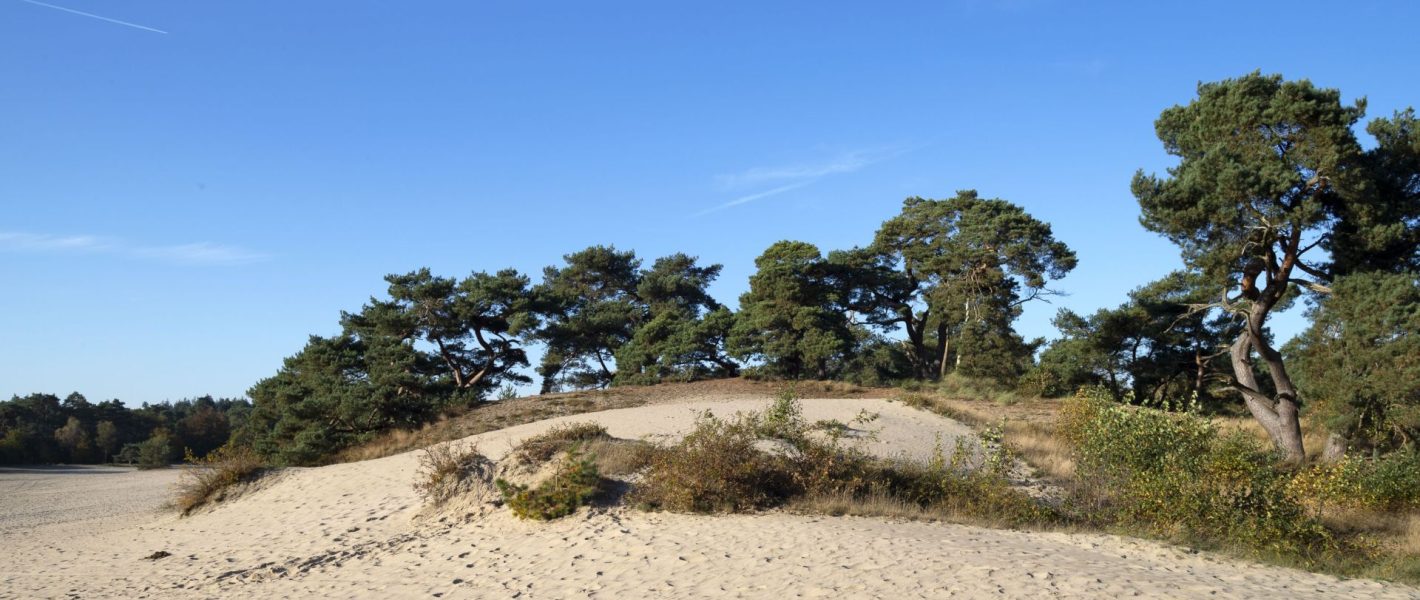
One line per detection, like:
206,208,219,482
20,0,168,34
693,180,814,217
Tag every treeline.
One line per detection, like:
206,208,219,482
243,190,1078,464
29,71,1407,471
0,393,251,465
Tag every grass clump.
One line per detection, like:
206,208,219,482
175,444,266,515
861,438,1055,527
509,422,611,467
935,373,1022,405
413,441,493,505
579,437,659,478
497,450,603,520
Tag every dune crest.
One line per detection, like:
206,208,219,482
3,396,1416,599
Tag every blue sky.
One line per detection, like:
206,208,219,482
2,1,1417,404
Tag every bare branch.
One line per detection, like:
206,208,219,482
1288,278,1333,295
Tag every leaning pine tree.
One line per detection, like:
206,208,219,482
1133,72,1418,463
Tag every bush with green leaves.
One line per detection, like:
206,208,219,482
496,450,602,520
1060,389,1331,556
1290,451,1420,513
136,432,173,469
633,411,795,512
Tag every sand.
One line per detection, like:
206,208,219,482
2,396,1416,599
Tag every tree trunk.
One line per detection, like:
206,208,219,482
1229,322,1306,464
936,321,950,381
938,335,950,380
905,317,929,380
1320,433,1348,462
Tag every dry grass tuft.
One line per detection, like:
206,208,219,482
175,445,266,515
1403,515,1420,556
413,441,494,506
896,391,1074,480
791,488,926,520
580,438,659,478
510,422,611,467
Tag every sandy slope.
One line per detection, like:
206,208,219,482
2,397,1416,599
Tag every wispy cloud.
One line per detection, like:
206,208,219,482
697,145,916,216
0,232,267,266
19,0,168,34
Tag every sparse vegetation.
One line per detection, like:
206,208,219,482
579,437,658,478
509,422,610,467
413,441,493,506
335,378,888,464
632,394,1054,528
633,411,793,512
175,444,266,514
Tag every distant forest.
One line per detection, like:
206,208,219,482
0,393,249,465
4,72,1416,468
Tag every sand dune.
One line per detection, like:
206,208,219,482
2,396,1416,599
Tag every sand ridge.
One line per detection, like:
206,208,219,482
2,396,1417,599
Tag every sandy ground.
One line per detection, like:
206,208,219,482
2,397,1417,599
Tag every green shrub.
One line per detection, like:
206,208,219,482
1060,390,1331,556
1017,366,1069,398
872,439,1054,527
633,412,794,512
1291,451,1420,513
175,445,266,514
937,373,1019,404
136,432,173,469
758,387,806,440
1359,452,1420,510
496,450,603,520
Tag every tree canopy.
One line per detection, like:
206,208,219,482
1133,72,1419,462
858,191,1076,382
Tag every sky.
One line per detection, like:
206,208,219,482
2,0,1418,405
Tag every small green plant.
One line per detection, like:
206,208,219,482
759,387,805,440
497,450,603,520
174,444,266,515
